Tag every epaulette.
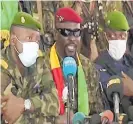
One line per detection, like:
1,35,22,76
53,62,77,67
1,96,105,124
0,59,8,69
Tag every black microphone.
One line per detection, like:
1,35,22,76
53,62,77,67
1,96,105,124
121,96,132,114
90,114,101,124
89,110,114,124
106,76,123,122
128,106,133,121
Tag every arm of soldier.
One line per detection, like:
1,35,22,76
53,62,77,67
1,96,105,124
90,39,99,61
86,61,104,114
29,64,59,116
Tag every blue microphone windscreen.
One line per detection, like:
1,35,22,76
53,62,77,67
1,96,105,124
63,57,77,79
72,112,85,124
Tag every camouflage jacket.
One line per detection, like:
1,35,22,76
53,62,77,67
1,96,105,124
44,49,104,115
1,46,59,124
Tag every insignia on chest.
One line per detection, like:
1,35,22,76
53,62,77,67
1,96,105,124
99,68,107,72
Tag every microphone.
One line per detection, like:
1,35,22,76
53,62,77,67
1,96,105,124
90,110,114,124
63,57,77,103
128,106,133,121
90,114,101,124
72,112,86,124
63,57,77,124
72,110,114,124
63,57,77,104
106,76,123,121
63,57,77,79
121,96,131,114
100,110,114,124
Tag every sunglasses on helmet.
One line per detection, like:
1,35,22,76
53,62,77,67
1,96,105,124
57,28,81,37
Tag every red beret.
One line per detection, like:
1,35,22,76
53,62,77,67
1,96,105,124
55,7,83,23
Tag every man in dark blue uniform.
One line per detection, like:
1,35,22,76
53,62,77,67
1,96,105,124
95,11,133,119
96,11,133,97
95,12,133,123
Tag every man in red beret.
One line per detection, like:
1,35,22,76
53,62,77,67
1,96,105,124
44,7,105,123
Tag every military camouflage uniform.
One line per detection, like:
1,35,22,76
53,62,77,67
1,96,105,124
1,46,59,124
44,49,104,115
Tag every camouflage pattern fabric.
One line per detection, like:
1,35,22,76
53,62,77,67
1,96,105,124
44,49,104,115
1,46,59,124
0,30,10,49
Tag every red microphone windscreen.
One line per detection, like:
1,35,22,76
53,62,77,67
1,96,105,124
100,110,114,122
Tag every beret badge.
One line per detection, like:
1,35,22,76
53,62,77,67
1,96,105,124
21,17,25,23
56,15,64,22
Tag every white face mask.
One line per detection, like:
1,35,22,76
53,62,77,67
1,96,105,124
108,40,127,61
15,36,39,67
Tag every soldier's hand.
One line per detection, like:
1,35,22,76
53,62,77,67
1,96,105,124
1,93,24,124
121,71,133,96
